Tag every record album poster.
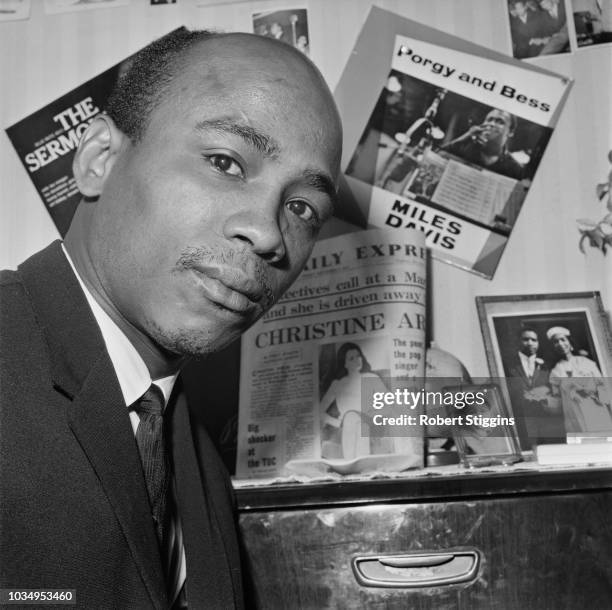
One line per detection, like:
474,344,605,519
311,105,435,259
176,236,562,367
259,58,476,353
335,8,573,279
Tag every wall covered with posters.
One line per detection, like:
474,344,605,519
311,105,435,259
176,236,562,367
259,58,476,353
0,0,610,381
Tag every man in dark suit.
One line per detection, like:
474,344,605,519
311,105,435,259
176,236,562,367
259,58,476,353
506,327,563,450
0,28,342,608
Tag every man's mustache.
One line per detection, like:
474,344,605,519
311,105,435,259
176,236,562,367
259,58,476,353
176,245,276,310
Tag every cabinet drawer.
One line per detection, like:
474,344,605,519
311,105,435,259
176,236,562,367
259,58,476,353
239,491,612,609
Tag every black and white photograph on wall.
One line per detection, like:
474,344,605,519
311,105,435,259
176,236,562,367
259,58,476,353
0,0,30,20
318,339,390,460
477,292,612,448
252,7,310,56
506,0,571,59
345,70,553,235
570,0,612,47
44,0,129,14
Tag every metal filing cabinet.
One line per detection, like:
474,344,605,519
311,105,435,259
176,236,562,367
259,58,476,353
237,467,612,609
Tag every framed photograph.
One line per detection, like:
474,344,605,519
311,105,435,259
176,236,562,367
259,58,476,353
476,292,612,448
442,383,522,468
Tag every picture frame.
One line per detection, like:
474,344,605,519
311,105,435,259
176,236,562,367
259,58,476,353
442,382,522,468
476,292,612,448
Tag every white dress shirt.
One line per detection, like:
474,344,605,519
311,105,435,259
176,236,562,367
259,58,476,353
518,351,536,378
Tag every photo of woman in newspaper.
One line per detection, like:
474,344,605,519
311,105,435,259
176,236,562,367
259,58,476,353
345,70,553,234
319,340,390,460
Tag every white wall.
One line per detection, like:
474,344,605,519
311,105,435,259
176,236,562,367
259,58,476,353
1,0,609,377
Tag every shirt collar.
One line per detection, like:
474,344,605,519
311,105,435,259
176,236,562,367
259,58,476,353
518,351,536,374
62,245,177,406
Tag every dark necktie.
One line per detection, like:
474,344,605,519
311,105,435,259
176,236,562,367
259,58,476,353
133,385,171,549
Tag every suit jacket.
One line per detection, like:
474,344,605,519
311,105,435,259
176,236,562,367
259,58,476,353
507,353,550,392
0,242,244,609
507,353,552,449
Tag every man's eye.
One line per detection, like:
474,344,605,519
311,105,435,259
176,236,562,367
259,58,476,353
206,154,244,178
286,199,316,222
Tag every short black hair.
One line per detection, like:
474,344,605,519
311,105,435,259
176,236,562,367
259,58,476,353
105,27,220,141
334,342,372,378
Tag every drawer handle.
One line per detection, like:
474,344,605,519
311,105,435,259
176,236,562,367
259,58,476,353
379,554,454,568
352,549,480,588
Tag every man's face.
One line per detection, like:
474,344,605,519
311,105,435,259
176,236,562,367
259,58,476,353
481,110,513,150
87,36,342,356
519,330,539,356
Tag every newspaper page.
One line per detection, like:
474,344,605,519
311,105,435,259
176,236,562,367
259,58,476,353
235,228,427,480
336,8,572,279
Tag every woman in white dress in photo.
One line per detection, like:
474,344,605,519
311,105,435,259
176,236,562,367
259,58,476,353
547,326,612,434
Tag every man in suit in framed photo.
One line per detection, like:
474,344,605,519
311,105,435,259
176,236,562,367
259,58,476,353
507,327,564,449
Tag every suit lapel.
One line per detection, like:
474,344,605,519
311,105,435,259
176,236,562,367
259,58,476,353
18,241,167,609
517,356,529,381
19,241,105,400
67,361,168,608
513,355,532,386
170,391,237,608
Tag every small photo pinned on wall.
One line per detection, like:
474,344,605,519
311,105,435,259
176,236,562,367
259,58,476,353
252,7,310,57
0,0,31,21
505,0,571,59
44,0,129,15
569,0,612,48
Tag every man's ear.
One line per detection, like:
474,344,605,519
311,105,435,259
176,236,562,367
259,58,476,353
72,114,126,197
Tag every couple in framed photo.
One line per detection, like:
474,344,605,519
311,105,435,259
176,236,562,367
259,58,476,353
477,292,612,449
